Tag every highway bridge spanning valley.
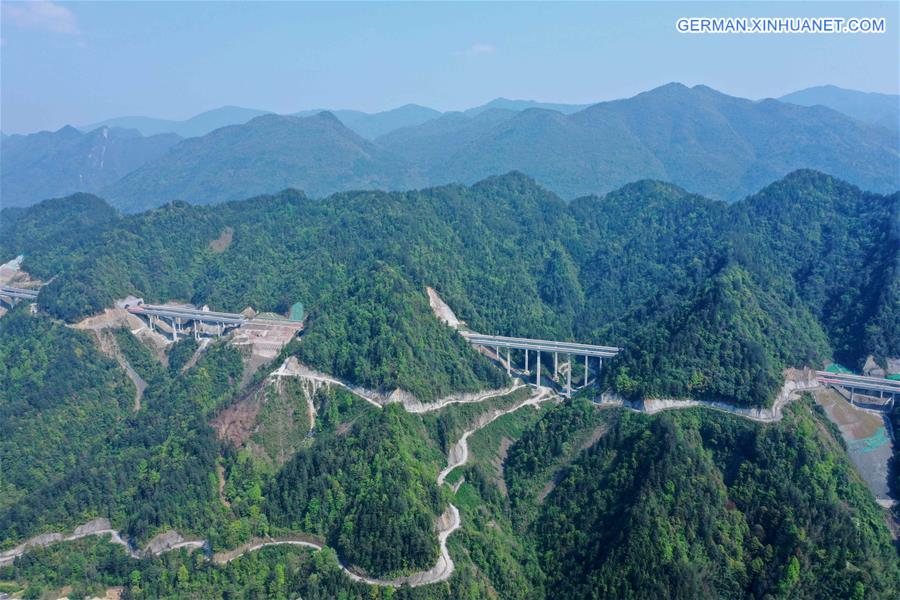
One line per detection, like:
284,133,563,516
816,371,900,408
462,332,621,397
125,300,300,341
0,285,39,308
5,283,899,407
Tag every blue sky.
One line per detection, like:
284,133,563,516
1,1,898,134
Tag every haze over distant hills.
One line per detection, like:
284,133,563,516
1,126,181,208
463,97,590,116
103,112,421,211
83,103,443,141
80,106,271,139
778,85,899,133
4,83,897,211
317,104,443,139
422,83,898,200
79,99,585,139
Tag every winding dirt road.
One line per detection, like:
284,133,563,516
2,379,827,584
1,382,546,588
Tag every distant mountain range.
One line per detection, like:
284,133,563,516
310,104,443,139
3,83,897,210
74,86,896,141
80,106,270,139
414,83,898,200
103,112,422,211
778,85,899,133
81,103,443,141
79,100,560,139
1,126,181,208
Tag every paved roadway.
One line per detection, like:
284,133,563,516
815,371,900,398
462,332,620,358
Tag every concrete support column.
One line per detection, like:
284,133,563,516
567,354,572,398
525,350,529,373
584,355,589,386
506,348,511,376
536,351,542,388
554,352,558,379
170,318,177,342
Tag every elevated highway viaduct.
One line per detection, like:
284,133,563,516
0,285,39,309
462,332,621,397
816,371,900,409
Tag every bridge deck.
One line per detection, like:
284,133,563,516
131,305,246,324
0,286,39,300
132,304,300,327
816,371,900,395
463,332,620,358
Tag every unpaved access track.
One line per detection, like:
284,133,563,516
1,379,550,588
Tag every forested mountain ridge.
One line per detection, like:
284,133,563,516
102,112,423,211
530,401,899,599
1,171,898,599
4,84,898,212
2,169,896,408
0,125,181,208
429,83,899,201
779,84,900,133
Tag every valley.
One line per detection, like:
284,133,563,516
3,3,898,597
0,170,897,598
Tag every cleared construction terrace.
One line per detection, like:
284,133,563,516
122,298,303,343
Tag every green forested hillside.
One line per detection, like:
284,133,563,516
0,318,243,546
534,402,899,599
730,170,900,365
604,265,830,406
7,397,893,600
268,403,445,577
0,310,133,513
1,170,897,598
2,169,895,407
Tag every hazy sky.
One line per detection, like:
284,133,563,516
2,1,898,133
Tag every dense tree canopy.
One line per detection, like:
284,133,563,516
1,170,896,406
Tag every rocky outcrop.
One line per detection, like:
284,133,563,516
426,287,461,329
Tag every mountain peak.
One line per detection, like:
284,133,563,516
56,124,82,136
315,110,345,125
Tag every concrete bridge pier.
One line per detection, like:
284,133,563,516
554,352,558,380
566,354,572,398
584,355,589,386
536,351,542,388
525,349,529,373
